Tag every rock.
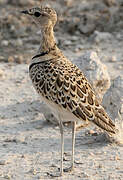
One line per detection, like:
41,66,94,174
7,0,36,6
0,160,7,165
64,0,74,7
14,55,24,64
73,51,111,100
78,14,96,35
109,56,117,62
90,31,113,43
0,69,4,78
103,0,117,7
0,56,7,62
8,56,14,63
71,36,79,41
1,40,9,46
64,40,72,46
102,76,123,120
15,38,23,46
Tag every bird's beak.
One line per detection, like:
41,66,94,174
21,10,29,15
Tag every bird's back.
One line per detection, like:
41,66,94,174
29,49,116,135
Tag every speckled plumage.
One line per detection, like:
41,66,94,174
29,45,115,134
22,6,116,176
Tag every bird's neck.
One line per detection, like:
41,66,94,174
38,25,56,53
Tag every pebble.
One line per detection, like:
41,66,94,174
110,56,117,62
1,40,9,46
88,130,98,136
71,36,79,41
8,56,14,63
81,172,89,178
0,56,6,61
115,156,120,160
76,44,84,50
15,38,23,46
64,40,72,46
117,65,123,70
93,31,113,43
78,14,96,34
14,55,24,64
0,160,6,165
28,168,37,175
103,0,117,7
3,174,11,179
116,33,123,40
0,69,4,77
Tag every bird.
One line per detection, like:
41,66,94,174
21,6,117,176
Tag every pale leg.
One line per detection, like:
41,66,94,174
59,120,64,176
47,120,64,177
71,121,76,170
64,121,76,172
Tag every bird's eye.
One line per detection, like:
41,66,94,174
34,12,41,17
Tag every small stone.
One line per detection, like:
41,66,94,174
0,69,4,77
78,14,96,34
4,174,11,179
110,56,117,62
116,33,122,40
64,40,72,46
71,36,79,41
81,172,89,178
1,40,9,46
8,56,14,63
14,55,24,64
87,130,98,136
28,168,37,175
21,154,25,158
89,152,94,156
0,56,6,61
88,130,95,135
115,156,120,160
98,164,103,168
93,31,112,43
103,0,117,7
76,44,84,50
0,160,6,165
15,38,23,46
117,65,123,70
64,0,74,6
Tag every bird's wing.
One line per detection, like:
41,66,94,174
30,57,116,134
54,57,116,134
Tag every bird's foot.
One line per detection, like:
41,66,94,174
64,165,74,173
47,172,63,177
47,168,63,177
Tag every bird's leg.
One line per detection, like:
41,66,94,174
64,121,76,172
59,120,64,176
72,121,76,170
47,120,64,177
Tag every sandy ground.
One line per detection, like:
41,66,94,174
0,0,123,179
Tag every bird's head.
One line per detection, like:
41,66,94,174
21,7,57,28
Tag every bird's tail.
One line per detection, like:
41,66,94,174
93,106,117,135
92,107,123,144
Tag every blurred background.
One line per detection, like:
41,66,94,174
0,0,123,68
